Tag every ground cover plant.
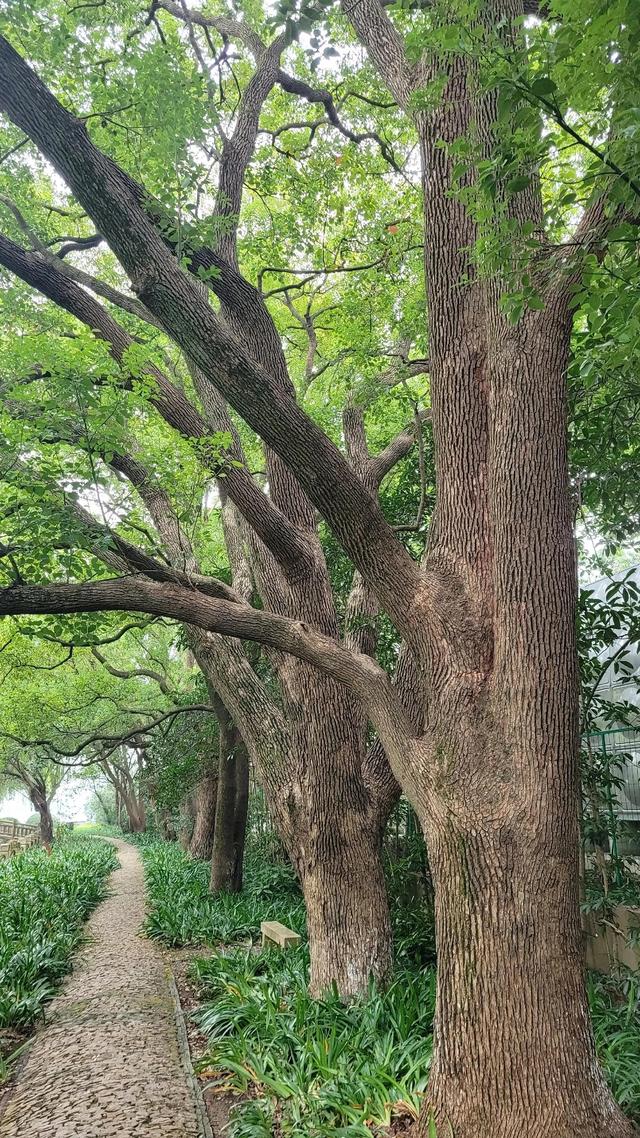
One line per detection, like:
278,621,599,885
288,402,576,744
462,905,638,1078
193,948,435,1138
134,837,306,948
2,0,640,1131
134,828,436,966
188,921,640,1138
0,836,117,1076
132,826,640,1137
588,973,640,1124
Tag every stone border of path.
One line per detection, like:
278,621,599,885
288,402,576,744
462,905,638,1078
167,968,215,1138
0,839,215,1138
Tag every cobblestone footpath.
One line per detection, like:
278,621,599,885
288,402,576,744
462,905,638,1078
0,839,203,1138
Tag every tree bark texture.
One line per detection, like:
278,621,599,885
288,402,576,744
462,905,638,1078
420,819,631,1138
209,693,249,893
189,769,218,860
301,820,392,999
30,788,54,848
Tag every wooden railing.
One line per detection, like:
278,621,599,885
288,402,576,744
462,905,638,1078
0,818,41,857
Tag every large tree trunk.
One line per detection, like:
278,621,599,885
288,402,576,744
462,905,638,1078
209,705,248,893
419,812,634,1138
301,823,392,999
195,636,393,994
391,14,636,1126
189,769,218,860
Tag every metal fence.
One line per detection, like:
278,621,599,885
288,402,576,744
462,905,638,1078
584,728,640,822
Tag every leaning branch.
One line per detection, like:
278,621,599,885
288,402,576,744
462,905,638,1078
0,576,419,744
2,703,215,762
0,37,425,642
90,646,171,695
0,230,315,578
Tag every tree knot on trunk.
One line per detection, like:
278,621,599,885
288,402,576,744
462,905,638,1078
130,268,162,298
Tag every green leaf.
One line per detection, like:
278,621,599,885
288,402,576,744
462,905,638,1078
506,175,531,194
530,76,557,100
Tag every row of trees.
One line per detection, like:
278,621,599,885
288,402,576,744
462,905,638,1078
0,622,251,882
0,0,638,1134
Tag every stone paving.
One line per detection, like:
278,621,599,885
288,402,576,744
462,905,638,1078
0,840,204,1138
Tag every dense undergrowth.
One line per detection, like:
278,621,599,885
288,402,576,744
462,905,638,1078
194,948,434,1137
133,837,306,947
132,832,640,1135
588,972,640,1121
133,835,436,968
0,836,117,1081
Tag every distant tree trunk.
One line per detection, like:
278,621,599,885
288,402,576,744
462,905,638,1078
210,699,248,893
179,791,196,849
189,767,218,860
156,808,174,839
231,745,249,891
114,786,122,828
93,787,116,826
30,786,54,848
121,792,146,833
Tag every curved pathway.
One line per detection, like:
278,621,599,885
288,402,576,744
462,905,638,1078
0,840,205,1138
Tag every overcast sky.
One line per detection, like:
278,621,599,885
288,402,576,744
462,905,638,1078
0,781,92,824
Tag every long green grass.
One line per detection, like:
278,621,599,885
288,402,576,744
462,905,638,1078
135,836,639,1132
0,837,117,1032
135,839,305,947
193,947,434,1137
588,972,640,1121
134,836,436,968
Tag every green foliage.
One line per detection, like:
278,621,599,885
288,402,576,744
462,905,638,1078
134,839,305,948
582,867,640,918
579,575,640,733
577,574,640,887
193,948,434,1137
0,1036,30,1087
0,837,117,1030
588,972,640,1122
134,818,437,966
145,694,218,815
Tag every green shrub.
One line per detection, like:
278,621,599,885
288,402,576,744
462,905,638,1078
135,837,638,1131
193,947,434,1137
0,837,117,1031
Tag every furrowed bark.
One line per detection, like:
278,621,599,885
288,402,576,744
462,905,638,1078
106,440,397,989
209,695,247,894
346,2,635,1134
30,785,54,847
189,766,218,860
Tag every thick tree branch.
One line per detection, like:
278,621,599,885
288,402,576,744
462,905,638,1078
90,646,171,694
340,0,415,111
275,70,400,170
0,230,316,578
2,703,215,761
0,37,425,641
155,0,267,59
0,576,418,744
371,407,432,487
